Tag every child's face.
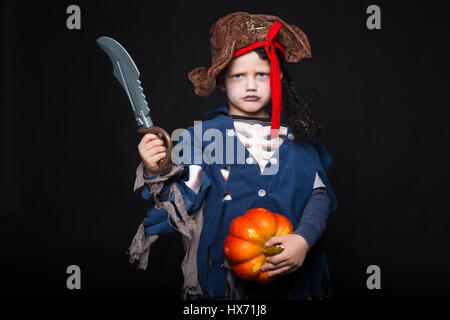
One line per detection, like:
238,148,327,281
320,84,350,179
220,50,282,117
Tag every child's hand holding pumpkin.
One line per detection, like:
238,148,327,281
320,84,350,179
261,234,309,278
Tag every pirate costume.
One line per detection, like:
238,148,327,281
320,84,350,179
129,12,337,300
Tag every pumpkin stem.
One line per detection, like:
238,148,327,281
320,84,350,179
262,244,284,256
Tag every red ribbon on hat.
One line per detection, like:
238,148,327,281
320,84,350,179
233,21,286,139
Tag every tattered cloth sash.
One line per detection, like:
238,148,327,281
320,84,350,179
128,162,205,299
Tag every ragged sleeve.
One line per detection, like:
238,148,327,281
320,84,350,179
134,124,212,235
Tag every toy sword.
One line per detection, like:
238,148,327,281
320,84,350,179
96,36,173,175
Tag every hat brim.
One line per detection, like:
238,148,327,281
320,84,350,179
188,12,311,97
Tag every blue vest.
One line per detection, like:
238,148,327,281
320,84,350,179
143,103,338,299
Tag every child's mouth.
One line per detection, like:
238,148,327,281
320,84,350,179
243,95,260,101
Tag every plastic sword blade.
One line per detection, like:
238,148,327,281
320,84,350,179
96,36,153,129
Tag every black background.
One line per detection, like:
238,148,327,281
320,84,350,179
1,0,449,301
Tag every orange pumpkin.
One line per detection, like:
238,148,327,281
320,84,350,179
223,208,294,284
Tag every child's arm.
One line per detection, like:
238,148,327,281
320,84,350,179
134,126,210,236
129,128,210,269
293,186,330,249
262,177,331,278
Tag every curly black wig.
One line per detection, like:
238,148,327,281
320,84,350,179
256,46,323,143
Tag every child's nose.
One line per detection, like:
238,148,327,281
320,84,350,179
246,77,257,90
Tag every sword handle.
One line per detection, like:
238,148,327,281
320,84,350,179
137,126,173,176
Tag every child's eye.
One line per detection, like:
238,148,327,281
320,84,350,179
257,73,269,77
232,74,243,79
